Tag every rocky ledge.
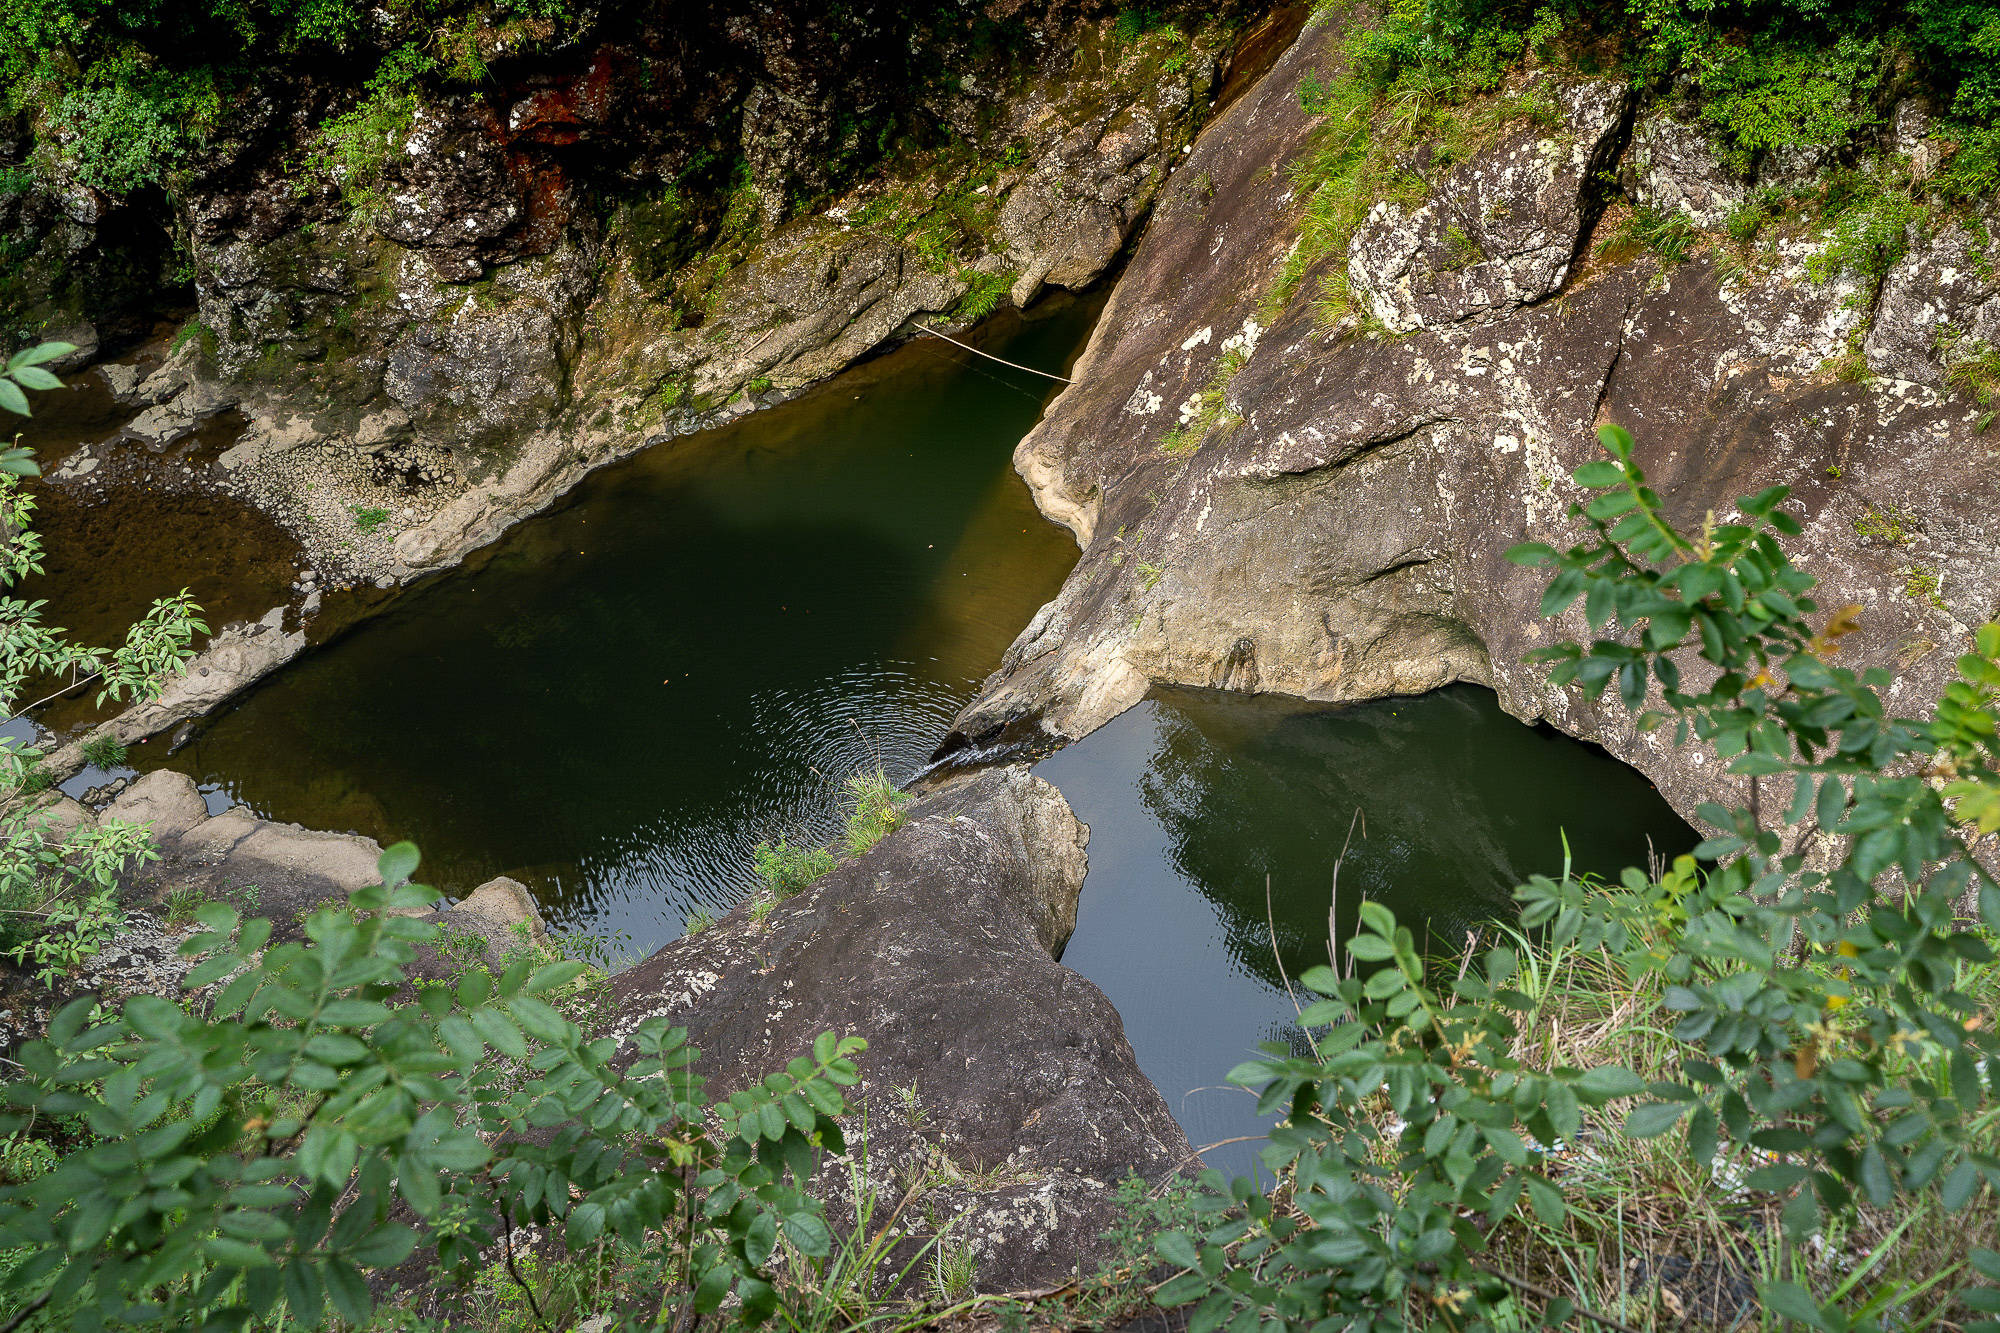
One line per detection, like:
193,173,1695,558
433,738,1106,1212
945,10,2000,828
601,764,1189,1293
11,6,1282,600
3,765,1190,1291
0,771,548,1049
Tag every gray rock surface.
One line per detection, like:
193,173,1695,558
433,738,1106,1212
946,12,2000,835
1347,79,1630,333
604,765,1190,1293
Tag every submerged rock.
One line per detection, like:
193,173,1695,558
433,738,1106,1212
604,765,1190,1293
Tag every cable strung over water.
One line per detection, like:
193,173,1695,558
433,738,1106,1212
915,326,1075,383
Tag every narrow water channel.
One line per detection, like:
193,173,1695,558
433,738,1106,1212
154,299,1097,952
1036,686,1696,1176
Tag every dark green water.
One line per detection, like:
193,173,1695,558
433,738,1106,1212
1036,686,1696,1176
156,301,1095,951
121,288,1697,1174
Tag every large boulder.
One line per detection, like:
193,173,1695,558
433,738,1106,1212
603,765,1191,1293
945,12,2000,833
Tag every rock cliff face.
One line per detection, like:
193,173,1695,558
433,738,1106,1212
9,4,1283,595
945,11,2000,826
604,765,1189,1292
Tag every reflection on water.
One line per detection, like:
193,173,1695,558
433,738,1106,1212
155,298,1097,951
1037,685,1697,1176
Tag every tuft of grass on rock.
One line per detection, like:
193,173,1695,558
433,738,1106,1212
80,734,127,770
842,769,910,858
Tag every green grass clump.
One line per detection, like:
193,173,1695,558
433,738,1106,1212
1598,205,1700,266
1161,347,1249,456
752,839,837,898
351,505,390,533
842,769,910,858
80,735,126,770
1941,332,2000,408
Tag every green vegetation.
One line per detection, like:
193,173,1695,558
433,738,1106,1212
1941,332,2000,408
1853,502,1916,545
168,318,213,358
78,733,126,770
747,764,914,910
0,342,206,990
0,838,867,1330
1274,0,2000,326
751,839,838,898
1597,205,1700,266
1905,562,1947,609
953,268,1014,321
1,1,589,205
351,504,391,533
1146,425,2000,1329
841,768,909,857
1163,346,1250,456
1326,0,2000,202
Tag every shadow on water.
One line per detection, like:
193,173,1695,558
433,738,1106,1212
1035,684,1698,1177
152,296,1100,952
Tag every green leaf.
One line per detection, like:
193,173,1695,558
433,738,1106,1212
469,1008,526,1059
1574,1066,1643,1101
202,1236,275,1269
1762,1280,1831,1329
784,1210,832,1259
376,842,420,888
13,342,76,367
525,960,588,993
692,1264,733,1313
1524,1174,1565,1225
323,1259,372,1326
1624,1101,1694,1138
10,367,62,391
348,1222,417,1268
0,378,32,416
1943,1157,1980,1211
508,994,571,1044
1572,460,1624,488
1159,1231,1201,1269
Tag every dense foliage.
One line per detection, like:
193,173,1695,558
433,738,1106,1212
0,0,588,195
1156,427,2000,1329
0,343,205,985
0,844,865,1331
1344,0,2000,198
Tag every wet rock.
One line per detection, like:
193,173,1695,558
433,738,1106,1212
125,380,240,448
41,320,98,373
605,765,1188,1293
